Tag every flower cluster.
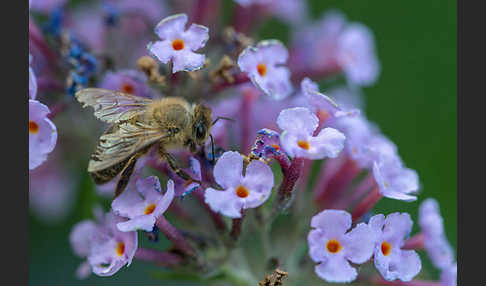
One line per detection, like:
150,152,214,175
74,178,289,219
28,3,455,286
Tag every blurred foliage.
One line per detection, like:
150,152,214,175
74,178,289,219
29,0,456,285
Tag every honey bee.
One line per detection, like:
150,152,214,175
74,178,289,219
75,88,217,198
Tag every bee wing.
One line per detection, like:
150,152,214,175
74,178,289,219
75,88,153,123
88,122,167,172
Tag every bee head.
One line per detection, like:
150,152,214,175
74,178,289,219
192,104,213,146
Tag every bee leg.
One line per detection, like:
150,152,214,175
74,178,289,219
159,148,202,185
114,155,138,198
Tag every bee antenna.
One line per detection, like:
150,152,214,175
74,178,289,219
209,134,216,165
212,116,235,126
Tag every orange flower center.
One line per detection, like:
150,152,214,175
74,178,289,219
120,83,134,94
115,242,125,257
172,39,185,51
297,140,310,150
144,203,156,215
326,239,342,254
257,63,267,77
270,144,280,151
235,185,249,198
381,241,392,256
29,121,39,134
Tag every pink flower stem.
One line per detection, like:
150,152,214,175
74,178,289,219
333,172,376,210
315,157,361,209
230,209,246,242
351,186,382,222
190,0,216,25
37,77,64,92
233,5,261,34
29,20,60,72
155,216,196,257
193,189,227,232
47,102,68,120
290,63,342,84
211,72,250,93
273,156,305,212
403,233,425,250
134,248,182,267
240,88,256,154
370,276,440,286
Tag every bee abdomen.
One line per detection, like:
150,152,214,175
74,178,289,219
89,157,131,185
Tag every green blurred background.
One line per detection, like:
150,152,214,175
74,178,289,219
29,0,456,285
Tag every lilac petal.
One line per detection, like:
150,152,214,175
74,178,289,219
383,213,413,244
237,46,259,73
111,185,145,219
310,209,351,237
307,229,327,262
117,215,156,232
241,185,272,209
75,261,92,279
183,24,209,51
188,157,202,181
242,160,274,195
419,198,444,237
337,23,380,86
314,256,357,283
137,176,162,202
369,214,386,235
258,66,292,100
343,222,375,264
172,50,205,72
29,66,37,99
154,14,188,40
372,162,417,202
257,40,289,65
308,127,346,158
204,188,243,218
147,40,173,64
441,263,457,286
213,151,243,189
425,234,454,270
394,250,422,281
153,180,175,217
277,107,318,135
70,220,97,257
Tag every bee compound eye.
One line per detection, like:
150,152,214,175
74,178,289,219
196,125,205,139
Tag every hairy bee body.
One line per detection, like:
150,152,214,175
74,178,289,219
75,88,213,197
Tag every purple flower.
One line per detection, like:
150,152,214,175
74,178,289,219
301,77,360,122
29,99,57,170
372,155,419,202
170,157,202,197
419,199,454,270
69,211,138,278
204,151,274,218
30,0,67,14
250,128,282,161
99,69,154,98
112,176,174,232
277,107,345,159
238,40,292,100
105,0,168,23
29,159,75,224
441,263,457,286
369,213,422,282
337,23,380,86
233,0,272,6
267,0,307,25
147,13,209,73
307,210,375,283
29,54,37,99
